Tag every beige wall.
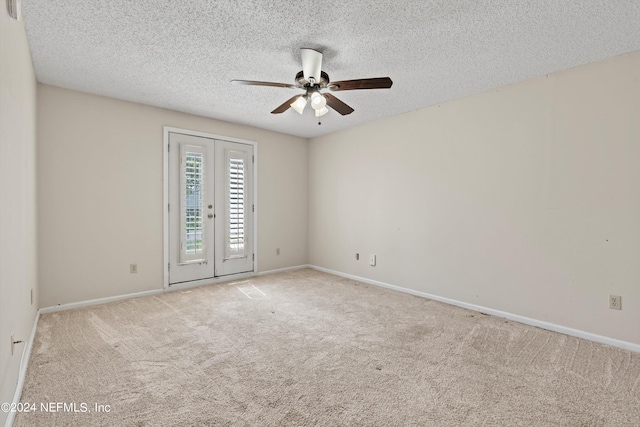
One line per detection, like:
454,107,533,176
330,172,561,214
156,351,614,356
309,52,640,344
0,12,39,426
37,85,308,307
3,35,637,427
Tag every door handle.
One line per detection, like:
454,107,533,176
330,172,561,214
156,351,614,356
208,213,213,219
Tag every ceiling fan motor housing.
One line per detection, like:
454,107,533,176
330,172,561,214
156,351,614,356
296,71,330,88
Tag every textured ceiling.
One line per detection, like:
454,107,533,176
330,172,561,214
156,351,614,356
20,1,640,139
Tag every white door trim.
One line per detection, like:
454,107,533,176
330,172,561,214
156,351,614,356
163,126,258,289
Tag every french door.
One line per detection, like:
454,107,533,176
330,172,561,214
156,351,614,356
168,132,253,285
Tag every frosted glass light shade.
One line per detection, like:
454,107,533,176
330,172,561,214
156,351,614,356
315,106,329,117
310,92,327,110
290,96,307,114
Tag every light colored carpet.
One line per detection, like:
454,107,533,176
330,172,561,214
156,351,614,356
15,269,640,426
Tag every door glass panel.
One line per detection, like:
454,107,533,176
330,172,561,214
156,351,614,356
180,144,206,264
226,152,246,259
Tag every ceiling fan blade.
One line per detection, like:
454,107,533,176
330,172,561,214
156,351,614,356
271,95,303,114
231,80,299,89
328,77,393,91
324,93,354,115
301,48,322,83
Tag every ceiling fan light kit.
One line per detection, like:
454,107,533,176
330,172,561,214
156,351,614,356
310,90,327,110
231,48,393,121
290,96,307,114
315,106,329,117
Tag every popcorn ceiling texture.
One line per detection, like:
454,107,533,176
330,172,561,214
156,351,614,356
20,1,640,138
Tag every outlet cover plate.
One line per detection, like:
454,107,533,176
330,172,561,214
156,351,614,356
609,295,621,310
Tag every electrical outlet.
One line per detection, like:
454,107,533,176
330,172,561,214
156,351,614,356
276,248,280,255
10,333,23,356
609,295,621,310
369,254,376,266
355,253,359,260
130,264,138,274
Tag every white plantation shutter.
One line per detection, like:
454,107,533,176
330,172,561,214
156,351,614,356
225,151,247,259
179,144,207,264
214,140,253,276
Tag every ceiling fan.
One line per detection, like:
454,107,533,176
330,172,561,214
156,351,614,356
231,48,393,119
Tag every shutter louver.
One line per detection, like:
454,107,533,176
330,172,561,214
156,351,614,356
179,145,207,264
228,157,245,255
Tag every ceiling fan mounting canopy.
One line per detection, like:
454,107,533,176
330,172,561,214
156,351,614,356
231,48,393,117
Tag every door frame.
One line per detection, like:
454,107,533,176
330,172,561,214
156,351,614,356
163,126,258,290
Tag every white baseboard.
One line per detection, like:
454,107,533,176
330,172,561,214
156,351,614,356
39,289,163,314
4,310,40,427
308,265,640,354
257,264,310,276
3,264,303,427
12,263,635,427
39,265,310,313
